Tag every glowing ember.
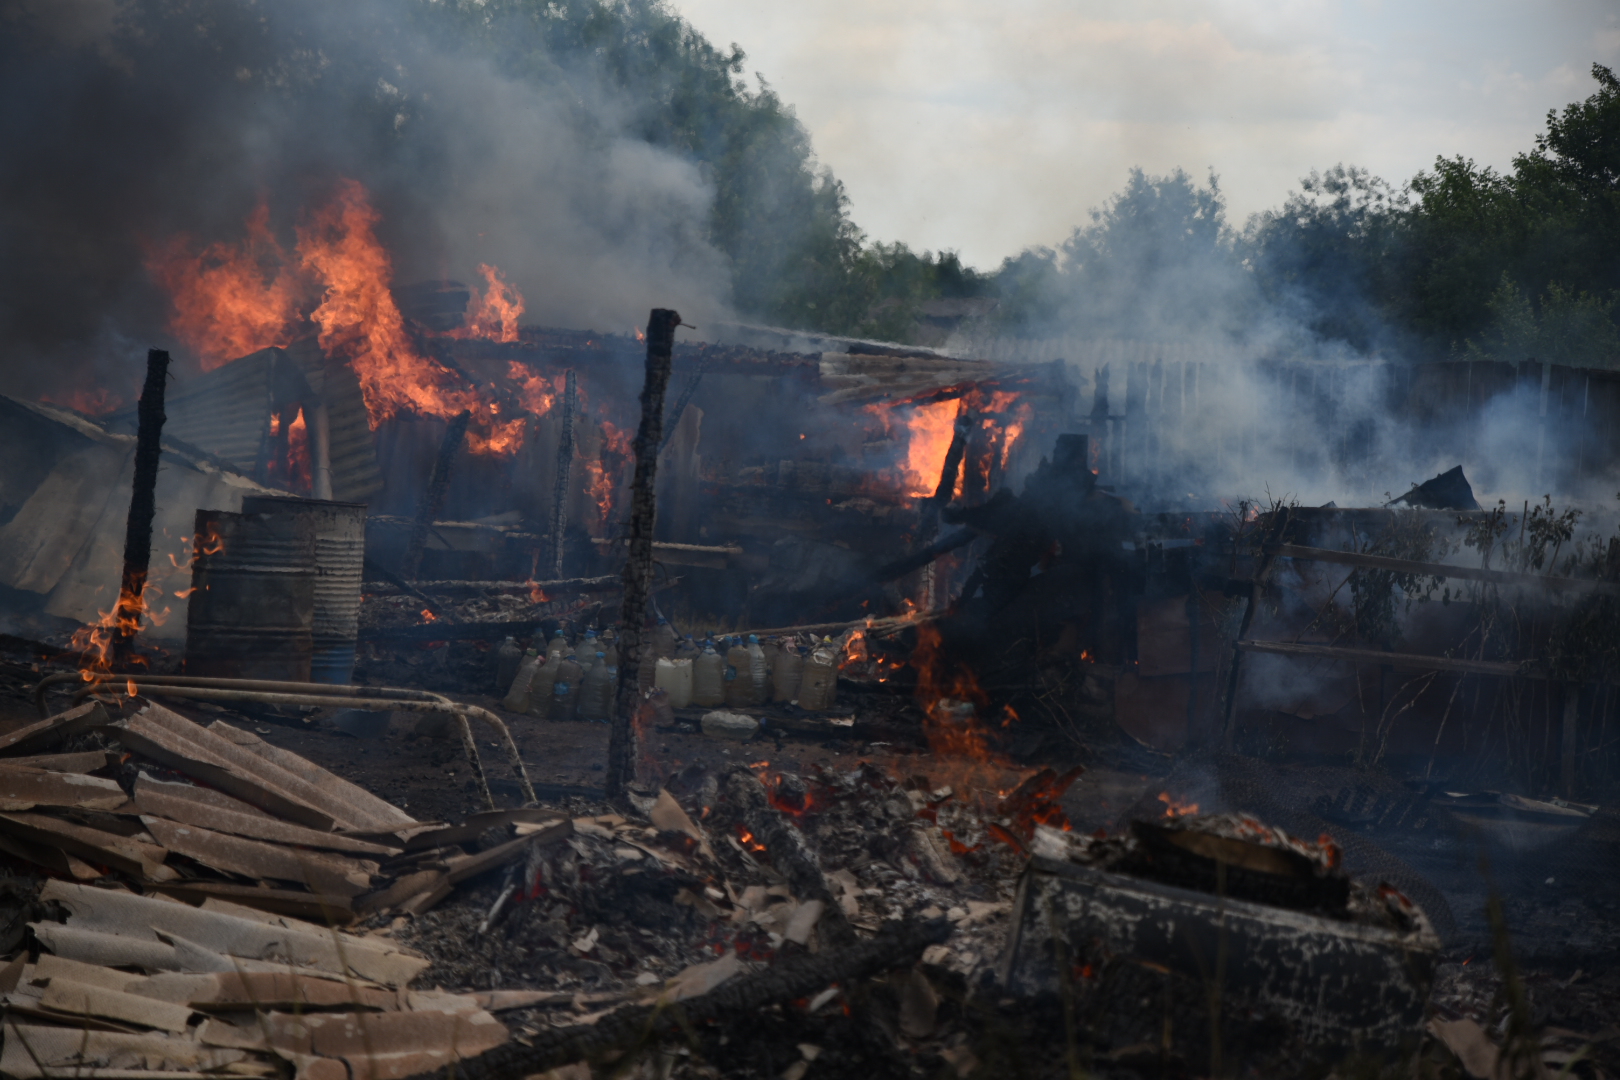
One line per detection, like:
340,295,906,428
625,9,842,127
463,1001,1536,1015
420,609,438,623
1158,792,1200,818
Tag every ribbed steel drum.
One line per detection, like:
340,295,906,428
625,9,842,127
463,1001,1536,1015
185,510,315,681
241,496,367,684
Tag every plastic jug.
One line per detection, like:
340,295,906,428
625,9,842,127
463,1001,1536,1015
495,636,523,696
580,628,599,660
655,657,694,709
601,628,619,669
676,635,700,661
551,654,583,721
547,629,569,662
772,643,803,703
747,635,769,704
798,639,838,711
693,643,726,707
652,617,678,659
501,648,541,713
724,639,753,707
582,651,613,720
528,651,559,719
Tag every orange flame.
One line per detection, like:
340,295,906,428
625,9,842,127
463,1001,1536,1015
147,200,304,370
452,264,524,342
584,420,634,533
1158,792,1199,818
420,609,438,623
151,182,540,455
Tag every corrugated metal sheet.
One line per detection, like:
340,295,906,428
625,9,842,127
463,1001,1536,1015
284,339,383,503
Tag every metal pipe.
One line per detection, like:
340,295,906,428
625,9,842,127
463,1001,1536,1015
48,674,538,810
310,401,334,501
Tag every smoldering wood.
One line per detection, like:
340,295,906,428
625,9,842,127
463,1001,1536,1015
719,765,858,948
608,310,677,800
549,369,577,578
113,348,171,664
401,410,471,581
410,917,951,1080
363,574,620,597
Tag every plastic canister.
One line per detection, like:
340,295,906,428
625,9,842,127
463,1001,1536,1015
747,635,769,705
653,617,679,659
772,644,803,703
551,654,583,721
798,639,838,711
724,640,752,707
496,636,523,696
655,657,695,709
528,652,559,719
692,643,726,707
501,649,541,713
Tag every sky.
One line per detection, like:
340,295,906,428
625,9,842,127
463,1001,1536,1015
672,0,1620,269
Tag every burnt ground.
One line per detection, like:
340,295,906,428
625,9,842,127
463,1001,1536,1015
3,655,1620,1078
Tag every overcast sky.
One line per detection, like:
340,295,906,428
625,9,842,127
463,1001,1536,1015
672,0,1620,269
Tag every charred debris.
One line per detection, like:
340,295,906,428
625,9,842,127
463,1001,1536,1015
0,298,1616,1078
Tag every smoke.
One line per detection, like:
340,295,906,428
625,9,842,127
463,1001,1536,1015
0,0,733,401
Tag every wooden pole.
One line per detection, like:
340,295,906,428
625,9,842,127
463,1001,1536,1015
112,349,171,665
607,310,678,800
550,370,577,578
401,410,471,581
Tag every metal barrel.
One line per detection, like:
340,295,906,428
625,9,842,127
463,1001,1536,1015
185,510,316,682
241,496,367,684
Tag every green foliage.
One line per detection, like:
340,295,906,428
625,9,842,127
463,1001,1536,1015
1464,274,1620,368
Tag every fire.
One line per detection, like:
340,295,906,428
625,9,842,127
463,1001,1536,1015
285,408,312,492
1158,792,1199,818
147,200,304,370
452,264,524,343
584,420,634,533
736,827,766,853
420,609,438,623
151,181,542,456
868,385,1033,499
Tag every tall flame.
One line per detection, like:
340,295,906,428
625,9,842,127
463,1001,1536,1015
454,264,525,343
146,200,303,371
151,180,538,455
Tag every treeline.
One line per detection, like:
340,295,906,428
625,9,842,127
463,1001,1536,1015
459,1,1619,363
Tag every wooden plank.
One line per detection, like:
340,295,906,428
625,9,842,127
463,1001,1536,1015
1235,639,1526,678
1264,544,1619,595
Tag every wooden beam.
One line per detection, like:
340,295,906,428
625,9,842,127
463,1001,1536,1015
1263,543,1619,596
1234,639,1527,678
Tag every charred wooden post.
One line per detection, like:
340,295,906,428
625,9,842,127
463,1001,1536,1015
606,311,678,801
549,370,577,578
112,349,171,665
720,766,857,947
400,410,471,581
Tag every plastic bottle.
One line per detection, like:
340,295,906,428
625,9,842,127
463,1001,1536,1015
655,657,694,708
580,628,599,661
798,638,838,711
601,663,619,720
724,639,752,707
495,637,523,697
546,629,569,662
652,617,679,659
746,634,769,705
550,653,583,721
692,642,726,707
601,628,619,670
772,643,803,703
501,648,541,713
528,650,559,719
676,635,700,661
